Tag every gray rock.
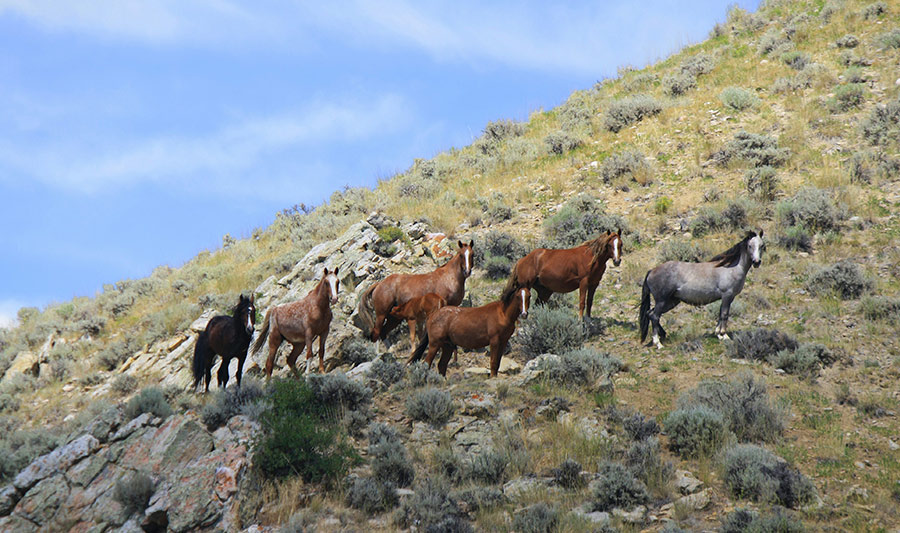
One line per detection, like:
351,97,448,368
110,413,157,442
674,469,703,494
612,504,646,524
347,361,375,381
571,508,610,524
0,485,20,517
516,354,560,385
503,476,550,501
14,435,99,492
675,488,711,511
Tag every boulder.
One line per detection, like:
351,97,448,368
674,469,703,495
516,354,559,386
14,435,99,492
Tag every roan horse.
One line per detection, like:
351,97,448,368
504,230,622,319
390,292,447,353
409,286,530,377
192,294,256,392
358,240,474,342
252,268,340,376
640,231,764,349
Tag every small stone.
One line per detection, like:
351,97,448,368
676,488,711,511
498,358,521,374
854,461,866,469
888,439,899,451
215,467,237,501
847,485,869,502
674,470,703,494
463,367,490,377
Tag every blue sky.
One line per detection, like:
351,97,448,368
0,0,759,326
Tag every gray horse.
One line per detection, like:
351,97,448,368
639,231,764,349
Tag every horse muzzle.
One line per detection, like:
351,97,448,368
520,311,528,319
245,326,255,336
613,258,621,267
330,296,339,305
752,260,761,268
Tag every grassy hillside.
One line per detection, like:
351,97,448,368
2,0,900,530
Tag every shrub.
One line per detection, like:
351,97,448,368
806,260,873,300
847,151,873,183
339,336,376,366
843,66,866,84
369,423,415,488
514,306,585,360
453,487,506,511
482,119,525,143
558,95,595,135
745,166,779,201
395,478,468,531
433,446,466,484
776,225,813,252
468,449,508,484
664,406,728,458
114,471,155,515
862,1,887,19
680,53,714,77
536,349,622,388
663,73,696,96
679,373,785,443
111,374,138,395
543,195,627,248
95,338,137,371
860,99,900,146
626,437,673,490
589,461,650,512
828,83,866,112
0,393,19,414
723,444,816,507
369,358,405,390
600,150,652,184
544,130,582,155
124,387,173,420
307,372,372,413
861,295,900,322
552,458,584,489
623,72,658,92
512,503,559,533
836,34,859,48
879,29,900,49
480,231,527,281
346,476,398,513
781,51,810,70
200,379,266,430
719,87,759,111
406,388,454,426
776,188,843,233
653,196,673,215
726,328,798,362
406,362,444,388
839,50,868,67
602,95,663,133
759,29,789,55
658,240,706,263
821,0,843,21
690,200,748,237
623,412,660,441
253,378,359,482
715,131,790,168
722,508,805,533
0,427,62,482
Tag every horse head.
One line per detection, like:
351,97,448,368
608,229,623,267
237,294,256,336
517,287,531,319
323,267,340,304
457,240,474,278
748,230,764,268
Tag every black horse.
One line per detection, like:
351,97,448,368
192,294,256,392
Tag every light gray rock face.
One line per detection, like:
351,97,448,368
13,434,99,492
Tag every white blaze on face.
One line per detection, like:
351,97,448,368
520,289,527,316
246,307,253,330
327,274,339,300
612,237,620,262
464,249,471,274
750,236,762,263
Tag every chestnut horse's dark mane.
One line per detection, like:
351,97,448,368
584,231,617,267
708,232,755,267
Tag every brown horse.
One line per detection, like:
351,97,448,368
252,268,340,376
357,240,474,342
192,294,256,392
390,292,447,350
409,286,530,377
504,230,622,319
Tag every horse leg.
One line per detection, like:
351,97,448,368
303,336,316,374
285,343,303,374
585,283,598,319
317,332,327,373
649,298,680,349
535,283,552,305
217,355,230,389
437,344,454,377
235,354,245,389
716,296,734,340
577,281,588,320
265,327,284,379
488,341,503,378
424,342,441,369
408,319,417,348
204,354,214,393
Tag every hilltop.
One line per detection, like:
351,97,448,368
2,0,900,531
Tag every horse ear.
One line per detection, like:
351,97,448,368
323,267,329,276
458,240,464,248
469,239,474,248
334,267,339,275
606,229,611,235
617,227,622,235
758,229,764,238
249,293,255,303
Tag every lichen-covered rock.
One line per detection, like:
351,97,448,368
14,435,99,492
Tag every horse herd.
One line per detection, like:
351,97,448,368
192,228,766,392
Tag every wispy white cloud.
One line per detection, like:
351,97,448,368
0,94,412,200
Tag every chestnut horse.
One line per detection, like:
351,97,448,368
504,230,622,319
252,268,340,376
409,286,530,377
357,240,473,342
192,294,256,392
390,292,447,351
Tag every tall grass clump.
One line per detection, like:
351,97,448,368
512,503,559,533
828,83,866,112
861,295,900,322
369,423,415,488
602,95,662,133
744,166,779,201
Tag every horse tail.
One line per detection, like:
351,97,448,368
251,309,272,354
192,330,210,390
357,283,378,338
502,260,523,302
409,333,429,364
639,270,651,342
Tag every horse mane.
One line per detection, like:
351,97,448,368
584,231,617,266
230,296,248,318
500,285,518,305
708,233,754,267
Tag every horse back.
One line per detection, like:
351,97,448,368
376,269,462,310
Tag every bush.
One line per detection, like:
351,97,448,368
406,362,444,388
680,53,714,77
395,478,468,531
433,446,466,484
745,166,779,201
759,29,789,55
0,428,63,482
0,393,19,414
861,295,900,322
114,471,155,515
828,83,866,112
776,188,843,233
623,72,658,92
658,240,706,263
726,328,798,362
369,423,415,488
860,98,900,146
839,50,868,67
862,1,887,19
722,508,805,533
479,231,527,281
346,476,398,514
544,130,582,155
111,374,138,395
369,358,405,390
879,29,900,49
806,260,873,300
200,379,266,430
542,195,627,248
663,73,696,96
536,349,622,387
715,131,790,168
600,150,652,184
690,200,748,237
253,378,359,482
768,346,822,378
406,388,454,426
124,387,173,420
453,487,506,511
775,225,813,252
589,461,650,512
723,444,816,508
626,437,673,489
623,412,660,441
307,372,372,413
552,458,584,489
781,51,810,70
719,87,759,111
843,66,866,84
836,34,859,48
514,306,585,360
512,503,559,533
482,119,525,143
679,373,785,443
95,338,137,371
339,336,376,366
664,406,728,458
468,449,508,484
602,95,663,133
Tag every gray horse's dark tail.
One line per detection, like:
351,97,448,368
409,334,429,364
639,271,651,342
357,283,378,339
192,330,211,390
